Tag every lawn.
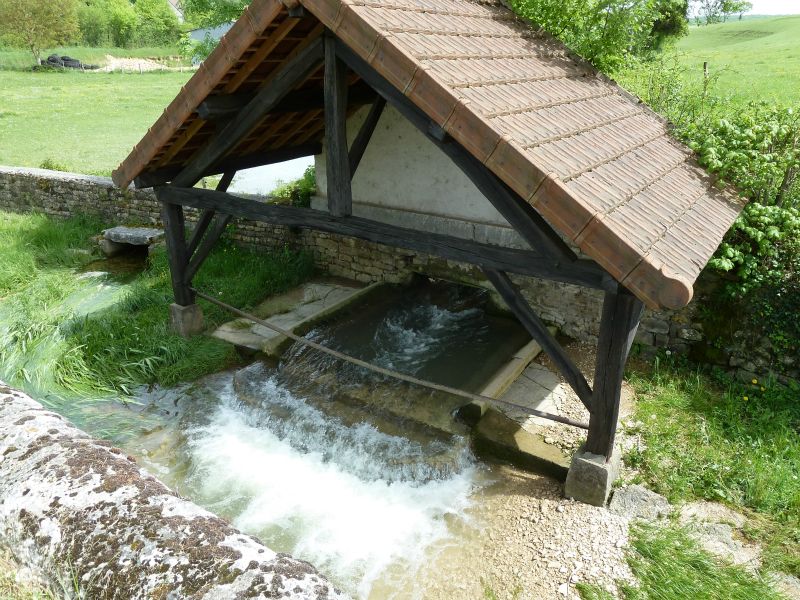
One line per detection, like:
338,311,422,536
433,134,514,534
0,70,190,176
673,16,800,105
0,211,314,399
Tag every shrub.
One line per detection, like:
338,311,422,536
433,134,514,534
134,0,181,46
270,165,316,208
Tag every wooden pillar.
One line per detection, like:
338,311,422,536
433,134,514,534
323,33,352,217
160,201,193,306
585,286,644,459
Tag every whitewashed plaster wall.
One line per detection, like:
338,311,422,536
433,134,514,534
313,104,525,248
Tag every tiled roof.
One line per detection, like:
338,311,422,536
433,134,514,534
112,0,745,310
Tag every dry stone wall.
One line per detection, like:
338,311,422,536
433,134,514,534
0,166,793,384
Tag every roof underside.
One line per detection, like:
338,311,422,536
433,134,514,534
112,0,745,310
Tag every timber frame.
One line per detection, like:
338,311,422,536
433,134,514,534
152,28,644,464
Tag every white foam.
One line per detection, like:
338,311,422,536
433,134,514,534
186,386,476,598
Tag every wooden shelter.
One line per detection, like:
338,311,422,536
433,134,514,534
113,0,744,503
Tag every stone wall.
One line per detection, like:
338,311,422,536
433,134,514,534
0,166,794,385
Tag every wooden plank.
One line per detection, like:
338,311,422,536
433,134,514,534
223,17,299,94
197,82,376,121
483,269,594,410
158,186,610,289
324,34,352,217
585,286,644,458
135,142,321,188
349,96,386,176
158,200,193,305
172,36,324,188
333,39,590,266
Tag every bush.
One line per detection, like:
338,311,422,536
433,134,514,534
178,31,218,63
618,58,800,356
77,0,136,47
270,165,316,208
134,0,181,46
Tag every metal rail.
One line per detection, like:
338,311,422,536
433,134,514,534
192,288,590,430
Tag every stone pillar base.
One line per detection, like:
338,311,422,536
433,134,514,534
564,444,621,506
169,303,204,338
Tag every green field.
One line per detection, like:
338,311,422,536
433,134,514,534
674,15,800,104
0,70,190,175
0,46,184,70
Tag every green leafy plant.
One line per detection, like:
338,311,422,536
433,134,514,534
270,165,316,208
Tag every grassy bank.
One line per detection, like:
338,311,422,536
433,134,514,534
578,524,785,600
624,359,800,576
672,15,800,104
0,210,314,399
0,70,189,175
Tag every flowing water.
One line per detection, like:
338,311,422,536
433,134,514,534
2,263,532,598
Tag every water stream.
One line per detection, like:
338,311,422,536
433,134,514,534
2,262,532,598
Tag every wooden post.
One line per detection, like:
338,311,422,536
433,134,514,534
159,201,193,306
324,33,352,217
585,286,644,459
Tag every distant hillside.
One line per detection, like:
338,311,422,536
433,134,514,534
675,15,800,104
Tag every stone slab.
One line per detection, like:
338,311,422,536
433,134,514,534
472,408,570,480
609,484,672,521
103,226,164,245
213,280,380,356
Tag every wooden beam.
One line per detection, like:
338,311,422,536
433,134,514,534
585,287,644,459
158,186,610,289
223,17,300,94
134,143,321,188
159,200,193,306
483,269,594,410
333,39,590,266
349,96,386,176
186,171,236,256
172,36,324,188
196,82,377,122
324,34,352,217
185,214,233,283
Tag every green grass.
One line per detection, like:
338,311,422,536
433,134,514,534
0,70,190,175
673,16,800,104
0,210,315,399
624,358,800,576
577,524,786,600
0,45,184,70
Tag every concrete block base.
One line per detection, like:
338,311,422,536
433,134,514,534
564,444,621,506
170,303,204,338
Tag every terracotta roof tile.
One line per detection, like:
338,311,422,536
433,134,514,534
112,0,745,309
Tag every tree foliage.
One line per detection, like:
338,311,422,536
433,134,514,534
0,0,79,63
77,0,179,47
182,0,246,28
509,0,687,71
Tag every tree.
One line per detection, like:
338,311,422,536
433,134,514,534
0,0,79,64
721,0,752,21
510,0,666,71
182,0,247,28
651,0,689,48
134,0,181,46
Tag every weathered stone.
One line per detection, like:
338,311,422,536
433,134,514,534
608,485,672,521
170,303,205,337
677,327,703,342
640,317,670,335
634,330,655,346
0,383,347,599
564,445,621,506
103,225,164,245
99,238,128,257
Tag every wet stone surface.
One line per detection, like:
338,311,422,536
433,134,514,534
0,383,348,600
